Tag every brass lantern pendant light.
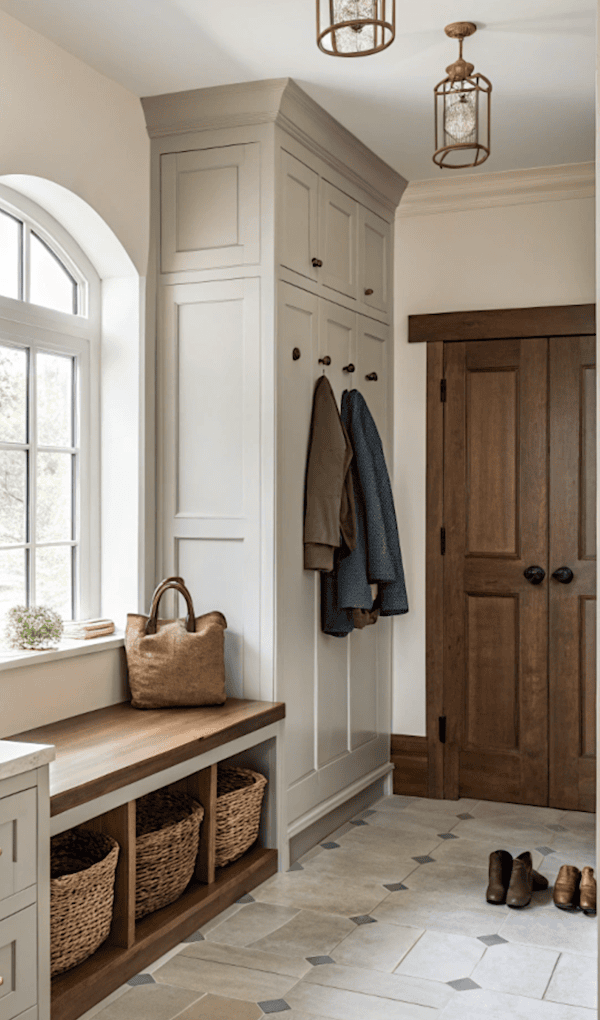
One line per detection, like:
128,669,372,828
317,1,395,57
434,22,492,168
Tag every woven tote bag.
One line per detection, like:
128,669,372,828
125,577,227,708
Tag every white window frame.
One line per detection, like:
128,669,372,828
0,184,101,623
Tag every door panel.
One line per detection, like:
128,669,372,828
444,338,549,805
319,181,358,301
549,336,596,811
280,151,319,283
359,206,390,316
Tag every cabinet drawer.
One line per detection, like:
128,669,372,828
0,791,37,902
0,904,37,1020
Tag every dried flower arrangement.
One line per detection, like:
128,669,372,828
5,605,64,651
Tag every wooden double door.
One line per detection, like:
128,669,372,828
442,335,596,811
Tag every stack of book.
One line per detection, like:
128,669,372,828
63,619,115,640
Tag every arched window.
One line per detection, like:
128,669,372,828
0,187,100,630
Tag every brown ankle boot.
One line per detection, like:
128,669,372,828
506,851,533,907
579,867,596,915
486,850,513,903
553,864,581,910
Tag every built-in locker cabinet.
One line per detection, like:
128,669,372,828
356,316,390,457
161,144,260,273
280,151,319,283
359,207,391,318
319,181,358,302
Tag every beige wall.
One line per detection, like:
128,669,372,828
0,9,149,275
393,193,596,735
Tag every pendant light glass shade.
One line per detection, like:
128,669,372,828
433,23,492,168
317,0,395,56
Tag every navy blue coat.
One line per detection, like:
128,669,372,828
322,389,408,636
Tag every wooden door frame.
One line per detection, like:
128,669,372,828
413,303,596,799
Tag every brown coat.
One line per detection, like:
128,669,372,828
303,376,357,571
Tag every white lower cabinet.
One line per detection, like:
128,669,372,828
0,905,37,1020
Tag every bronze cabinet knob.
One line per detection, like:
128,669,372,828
366,372,378,381
311,257,323,268
343,364,355,373
318,355,331,366
292,348,301,360
364,288,374,296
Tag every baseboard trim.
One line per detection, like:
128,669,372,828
391,735,429,797
287,762,394,840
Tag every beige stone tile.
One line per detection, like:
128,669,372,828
204,901,300,946
438,987,596,1019
153,953,297,1002
425,835,547,874
499,901,598,956
251,868,389,916
451,816,561,847
470,801,565,824
179,939,311,978
304,843,429,884
471,942,559,998
286,982,439,1020
373,888,506,938
303,961,454,1009
331,920,424,972
368,808,461,837
251,908,355,958
90,984,202,1020
173,994,262,1020
198,903,243,936
544,952,598,1010
395,929,485,982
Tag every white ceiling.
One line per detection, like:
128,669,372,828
1,0,595,181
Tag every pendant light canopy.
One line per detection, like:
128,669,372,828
433,22,492,169
317,0,395,57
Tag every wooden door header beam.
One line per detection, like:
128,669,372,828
409,304,596,343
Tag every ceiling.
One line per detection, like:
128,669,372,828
0,0,595,181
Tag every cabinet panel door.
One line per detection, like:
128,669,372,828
0,904,37,1020
161,144,260,273
356,316,389,460
280,151,319,283
316,301,356,768
0,790,36,903
277,283,318,786
319,181,358,301
359,206,391,316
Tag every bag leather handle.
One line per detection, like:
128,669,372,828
146,578,195,635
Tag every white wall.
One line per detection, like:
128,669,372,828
393,193,596,736
0,10,151,736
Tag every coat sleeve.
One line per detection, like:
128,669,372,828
304,377,356,571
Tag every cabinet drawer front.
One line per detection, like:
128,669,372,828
0,791,36,902
0,904,37,1020
161,143,260,273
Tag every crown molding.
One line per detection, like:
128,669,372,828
398,162,595,218
142,77,407,212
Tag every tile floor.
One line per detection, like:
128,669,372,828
85,795,597,1020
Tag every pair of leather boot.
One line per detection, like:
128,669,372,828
553,865,596,914
486,850,548,908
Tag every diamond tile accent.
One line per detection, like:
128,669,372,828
412,855,436,864
350,819,368,826
127,974,155,986
477,934,508,946
236,893,256,903
456,812,473,820
350,914,377,925
287,862,304,872
447,978,481,991
437,833,459,840
546,824,568,832
306,956,335,966
535,846,556,856
182,930,205,943
383,882,408,892
258,999,291,1013
321,842,340,849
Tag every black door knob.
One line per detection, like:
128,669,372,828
524,565,545,585
552,566,574,584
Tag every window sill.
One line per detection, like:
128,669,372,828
0,633,125,672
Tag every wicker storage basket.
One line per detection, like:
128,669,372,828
215,766,267,867
135,790,204,920
50,828,120,978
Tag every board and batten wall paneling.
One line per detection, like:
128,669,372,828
159,277,261,701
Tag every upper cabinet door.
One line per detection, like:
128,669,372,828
161,143,260,273
319,181,358,301
280,151,320,282
359,206,391,317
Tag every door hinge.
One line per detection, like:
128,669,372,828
440,378,447,402
439,716,447,744
440,527,446,555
